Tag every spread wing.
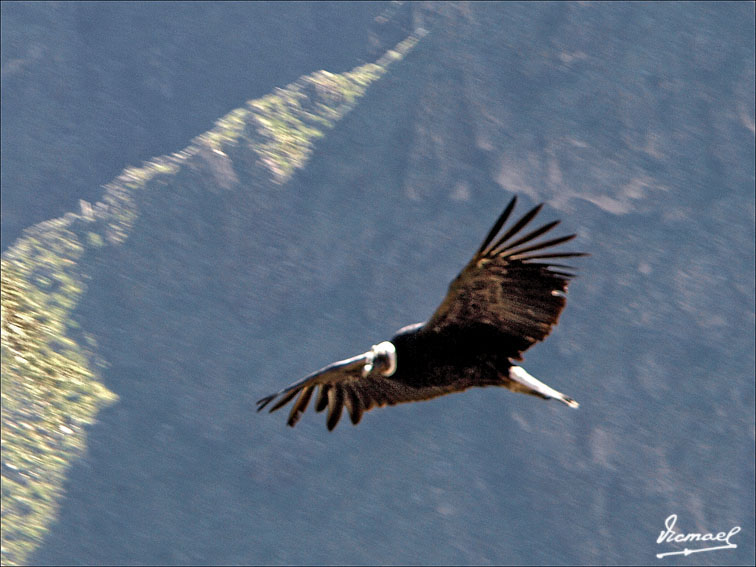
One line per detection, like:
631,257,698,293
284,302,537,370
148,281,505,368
423,196,586,360
256,353,453,431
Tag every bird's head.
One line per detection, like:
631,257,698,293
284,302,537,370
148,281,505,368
362,341,397,377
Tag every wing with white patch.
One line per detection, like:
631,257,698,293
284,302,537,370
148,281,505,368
423,197,586,360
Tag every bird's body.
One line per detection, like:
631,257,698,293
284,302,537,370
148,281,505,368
258,197,585,430
391,322,508,393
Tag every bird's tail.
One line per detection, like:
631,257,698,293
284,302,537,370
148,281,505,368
506,365,579,408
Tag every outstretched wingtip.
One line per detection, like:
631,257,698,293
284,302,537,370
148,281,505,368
257,351,374,429
475,197,519,257
256,395,275,412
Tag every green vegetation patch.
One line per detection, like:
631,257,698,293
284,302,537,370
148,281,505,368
247,29,427,184
1,221,117,566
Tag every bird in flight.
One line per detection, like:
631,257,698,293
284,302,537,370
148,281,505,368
257,196,586,430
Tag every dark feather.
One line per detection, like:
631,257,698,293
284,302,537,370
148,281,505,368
507,233,578,258
327,385,345,431
315,385,330,412
475,196,518,257
287,386,314,427
521,252,588,261
344,386,363,425
268,388,299,413
502,220,560,252
487,203,543,254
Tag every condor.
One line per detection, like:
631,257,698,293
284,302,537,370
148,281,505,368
258,197,586,430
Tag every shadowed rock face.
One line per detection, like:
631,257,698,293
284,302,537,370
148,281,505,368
2,2,753,566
